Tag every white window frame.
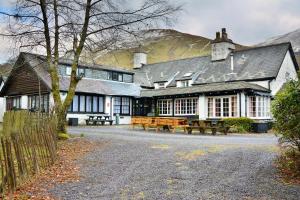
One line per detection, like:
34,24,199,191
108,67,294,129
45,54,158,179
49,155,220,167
206,95,239,118
247,96,271,119
157,99,173,116
174,97,198,116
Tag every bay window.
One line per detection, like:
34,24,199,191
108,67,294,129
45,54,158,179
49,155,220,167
248,96,271,118
157,99,172,115
207,95,239,118
175,98,198,115
215,98,221,117
231,96,238,117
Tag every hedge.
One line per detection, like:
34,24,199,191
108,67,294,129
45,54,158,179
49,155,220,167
223,117,254,133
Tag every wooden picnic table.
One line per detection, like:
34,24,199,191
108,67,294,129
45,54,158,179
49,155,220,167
188,119,229,135
86,115,113,125
131,117,189,133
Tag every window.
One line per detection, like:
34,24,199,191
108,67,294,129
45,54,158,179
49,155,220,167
69,94,104,113
231,96,238,117
72,95,79,112
98,97,104,113
157,83,165,88
157,99,172,115
79,96,85,112
66,66,72,76
249,96,256,117
248,96,271,118
114,97,130,115
7,96,21,110
223,98,229,117
112,72,119,81
77,68,85,77
215,98,221,117
208,95,239,118
86,96,92,112
181,80,189,87
208,98,213,117
174,98,198,115
123,74,133,83
92,96,98,112
28,94,49,112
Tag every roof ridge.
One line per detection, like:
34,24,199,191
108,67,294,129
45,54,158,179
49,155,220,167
234,42,291,53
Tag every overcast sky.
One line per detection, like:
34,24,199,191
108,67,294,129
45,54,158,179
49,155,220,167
0,0,300,63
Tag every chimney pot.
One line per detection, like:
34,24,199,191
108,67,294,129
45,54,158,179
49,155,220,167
216,32,221,40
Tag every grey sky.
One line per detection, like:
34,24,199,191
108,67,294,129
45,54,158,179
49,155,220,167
0,0,300,63
175,0,300,45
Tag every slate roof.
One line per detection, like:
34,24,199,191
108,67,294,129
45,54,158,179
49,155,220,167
135,43,298,87
59,77,140,96
140,81,270,97
17,52,140,96
3,42,297,98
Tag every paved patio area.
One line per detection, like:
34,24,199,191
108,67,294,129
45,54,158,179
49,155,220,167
50,126,300,200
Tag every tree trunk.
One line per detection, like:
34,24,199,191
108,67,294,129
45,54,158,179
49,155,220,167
56,108,67,133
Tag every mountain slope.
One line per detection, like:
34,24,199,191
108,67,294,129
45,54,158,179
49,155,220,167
84,29,245,69
258,28,300,52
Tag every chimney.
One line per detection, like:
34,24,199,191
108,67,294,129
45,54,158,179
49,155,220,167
211,28,235,61
133,46,147,69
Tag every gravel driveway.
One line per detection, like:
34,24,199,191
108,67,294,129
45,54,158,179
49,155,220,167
50,126,300,200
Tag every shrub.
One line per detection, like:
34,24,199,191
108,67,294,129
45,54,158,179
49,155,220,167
58,132,70,140
223,117,254,133
272,80,300,152
272,79,300,179
276,148,300,180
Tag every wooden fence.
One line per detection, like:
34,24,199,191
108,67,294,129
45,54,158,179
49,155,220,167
0,111,58,197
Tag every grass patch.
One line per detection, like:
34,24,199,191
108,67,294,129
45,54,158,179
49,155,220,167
176,150,205,160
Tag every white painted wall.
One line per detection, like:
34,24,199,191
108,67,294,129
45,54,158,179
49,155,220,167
0,98,5,122
0,81,6,122
20,96,28,109
198,96,206,119
240,92,246,117
154,82,166,89
270,51,298,96
249,80,269,90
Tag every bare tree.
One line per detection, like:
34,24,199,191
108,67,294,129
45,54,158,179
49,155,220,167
0,0,181,133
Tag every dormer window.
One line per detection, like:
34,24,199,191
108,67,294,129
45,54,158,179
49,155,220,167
158,83,165,88
177,80,190,87
182,80,189,87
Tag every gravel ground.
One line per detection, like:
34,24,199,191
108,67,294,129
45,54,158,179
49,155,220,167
50,126,300,200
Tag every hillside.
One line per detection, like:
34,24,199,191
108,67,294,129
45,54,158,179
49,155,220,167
0,63,13,77
257,28,300,66
84,29,245,69
258,28,300,53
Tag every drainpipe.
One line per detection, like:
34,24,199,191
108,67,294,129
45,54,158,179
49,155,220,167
230,53,234,72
